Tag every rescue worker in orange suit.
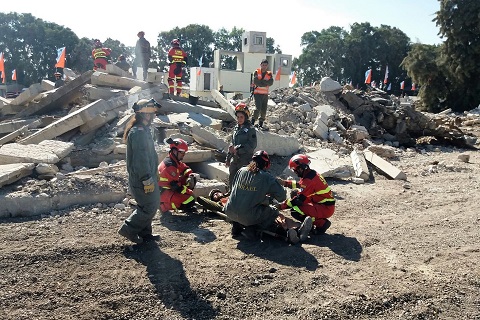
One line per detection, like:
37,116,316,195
251,59,274,130
91,39,111,70
158,137,198,213
167,39,188,96
277,154,336,234
133,31,151,81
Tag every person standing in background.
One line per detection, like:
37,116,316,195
132,31,151,81
251,59,274,130
167,38,188,97
92,39,111,70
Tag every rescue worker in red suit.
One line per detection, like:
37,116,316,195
277,154,335,234
167,39,188,96
91,39,111,70
158,137,198,213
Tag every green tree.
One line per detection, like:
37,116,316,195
434,0,480,111
214,27,244,69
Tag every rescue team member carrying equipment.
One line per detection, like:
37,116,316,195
92,39,111,70
251,59,274,130
158,138,198,213
225,102,257,189
224,150,313,244
277,154,336,234
167,39,188,96
118,99,161,244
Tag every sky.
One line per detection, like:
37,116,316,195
2,0,443,59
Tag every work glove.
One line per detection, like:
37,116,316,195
186,174,197,189
142,178,155,194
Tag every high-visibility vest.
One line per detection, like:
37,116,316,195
253,68,272,94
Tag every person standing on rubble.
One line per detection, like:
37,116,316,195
276,154,336,234
251,59,274,130
224,150,313,244
91,39,111,70
158,137,198,214
118,99,161,244
225,102,257,189
132,31,151,81
54,72,65,88
167,39,188,97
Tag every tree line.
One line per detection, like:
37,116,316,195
1,0,479,112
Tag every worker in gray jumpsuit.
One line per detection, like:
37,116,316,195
118,98,161,244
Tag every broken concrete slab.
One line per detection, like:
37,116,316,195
0,187,125,218
350,149,370,181
0,125,28,145
211,89,236,119
158,112,222,130
41,79,55,91
305,148,353,179
256,130,300,156
105,64,132,78
0,119,38,134
157,98,233,122
313,112,329,140
190,161,229,183
10,83,43,106
83,84,127,101
190,125,229,151
320,77,342,93
91,71,151,90
19,99,111,144
193,180,227,199
157,149,213,163
0,140,73,165
14,70,95,118
363,149,406,180
0,163,36,188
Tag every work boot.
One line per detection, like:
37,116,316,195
118,225,143,244
287,229,300,244
312,219,331,235
231,222,244,237
181,202,198,214
241,226,259,240
298,216,313,241
141,234,161,242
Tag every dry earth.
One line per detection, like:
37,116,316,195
1,143,479,320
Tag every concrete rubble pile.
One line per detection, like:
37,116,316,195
0,69,478,217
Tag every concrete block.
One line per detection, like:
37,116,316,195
105,64,132,78
0,125,28,146
0,163,36,187
158,112,222,130
211,89,236,119
79,108,120,134
299,148,353,179
193,180,227,199
19,100,110,144
0,140,73,164
91,71,151,90
41,79,55,91
363,149,406,180
157,149,213,163
328,129,343,144
84,84,127,101
191,125,229,151
350,149,370,181
147,72,167,84
157,98,233,122
14,70,95,118
313,112,329,140
0,119,37,134
189,161,229,183
256,130,300,156
10,83,43,106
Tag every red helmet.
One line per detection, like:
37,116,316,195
94,39,102,48
235,103,250,118
289,154,310,171
169,138,188,152
252,150,270,170
171,39,180,46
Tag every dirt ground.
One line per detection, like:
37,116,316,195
1,136,480,319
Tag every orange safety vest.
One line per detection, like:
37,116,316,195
253,68,272,94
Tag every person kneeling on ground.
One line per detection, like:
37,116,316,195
224,150,313,244
277,154,335,235
158,138,198,213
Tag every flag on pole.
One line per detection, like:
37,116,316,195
383,65,389,84
364,68,372,84
411,83,416,91
12,69,16,81
196,56,203,76
55,47,66,68
275,66,281,81
0,52,5,84
289,71,297,87
400,81,405,90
